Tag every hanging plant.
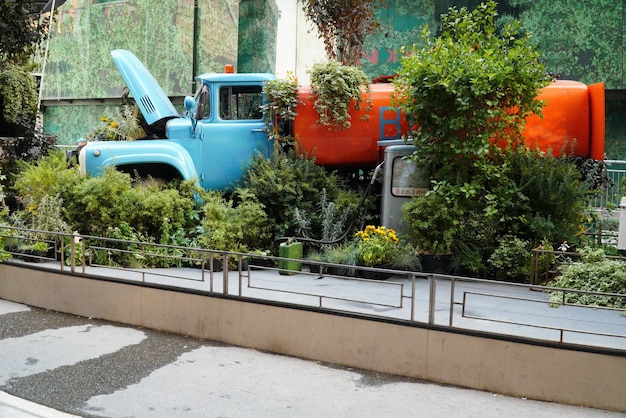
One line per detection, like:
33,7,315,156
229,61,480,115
262,72,300,146
308,61,372,130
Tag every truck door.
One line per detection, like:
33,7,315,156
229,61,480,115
198,83,270,190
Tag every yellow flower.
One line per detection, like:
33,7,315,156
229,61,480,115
109,121,118,129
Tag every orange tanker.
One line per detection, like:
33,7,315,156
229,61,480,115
293,80,605,167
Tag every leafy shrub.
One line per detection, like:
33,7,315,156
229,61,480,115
507,149,591,244
197,189,272,256
394,0,549,174
65,168,199,242
243,150,359,240
548,247,626,309
487,235,531,281
12,150,80,213
262,72,300,145
293,188,355,247
402,189,461,255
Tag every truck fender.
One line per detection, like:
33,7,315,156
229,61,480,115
78,140,198,182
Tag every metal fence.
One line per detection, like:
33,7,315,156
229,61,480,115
1,225,625,351
601,160,626,207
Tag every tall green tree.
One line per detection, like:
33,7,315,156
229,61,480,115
0,0,48,65
0,0,53,208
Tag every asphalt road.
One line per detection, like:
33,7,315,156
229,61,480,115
0,298,623,418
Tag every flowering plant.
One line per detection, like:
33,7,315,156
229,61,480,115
86,104,146,141
355,225,399,266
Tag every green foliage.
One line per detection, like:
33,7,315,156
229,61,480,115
393,2,595,281
65,168,132,235
355,225,399,266
320,242,359,266
403,147,593,278
85,104,146,141
0,64,38,124
64,168,198,242
548,247,626,309
308,61,373,130
293,188,355,247
516,0,622,89
302,0,383,66
11,193,70,242
197,189,272,256
487,235,531,281
0,0,48,65
506,150,592,244
394,0,549,174
13,151,81,212
402,189,461,255
243,150,353,239
262,72,300,144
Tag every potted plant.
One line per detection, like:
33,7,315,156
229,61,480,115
18,240,49,262
261,72,300,150
308,60,372,130
389,245,422,272
354,225,399,279
305,248,326,274
321,243,358,276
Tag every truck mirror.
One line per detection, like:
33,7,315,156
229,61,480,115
184,96,195,114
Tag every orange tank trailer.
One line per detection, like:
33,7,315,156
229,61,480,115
293,80,605,168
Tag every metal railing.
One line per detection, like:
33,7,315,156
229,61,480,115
1,225,625,351
598,160,626,207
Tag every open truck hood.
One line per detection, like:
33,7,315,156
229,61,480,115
111,49,179,125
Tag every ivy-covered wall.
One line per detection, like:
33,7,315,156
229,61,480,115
42,0,239,100
238,0,278,74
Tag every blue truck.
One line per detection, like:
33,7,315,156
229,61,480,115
78,49,276,190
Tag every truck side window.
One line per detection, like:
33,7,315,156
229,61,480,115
219,86,263,120
195,85,210,120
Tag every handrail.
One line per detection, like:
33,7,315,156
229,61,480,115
1,225,625,351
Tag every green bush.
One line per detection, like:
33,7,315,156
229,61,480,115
548,247,626,309
65,168,199,242
243,150,360,240
13,151,81,213
197,189,272,256
487,235,531,281
402,190,460,256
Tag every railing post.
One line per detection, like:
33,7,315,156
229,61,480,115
81,238,86,274
617,197,626,252
410,274,416,322
70,232,76,273
222,253,229,295
448,278,456,327
428,275,436,325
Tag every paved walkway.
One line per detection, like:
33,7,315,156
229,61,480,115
1,297,624,417
1,261,625,416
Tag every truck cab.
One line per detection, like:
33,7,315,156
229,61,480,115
78,49,275,190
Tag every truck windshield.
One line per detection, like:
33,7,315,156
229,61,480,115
219,85,263,120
